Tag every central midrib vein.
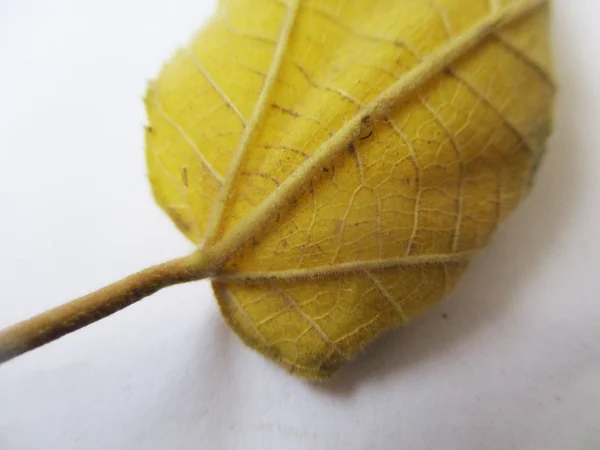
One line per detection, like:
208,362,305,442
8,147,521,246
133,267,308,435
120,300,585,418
199,0,548,271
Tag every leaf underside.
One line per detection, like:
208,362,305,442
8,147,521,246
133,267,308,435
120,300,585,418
146,0,554,379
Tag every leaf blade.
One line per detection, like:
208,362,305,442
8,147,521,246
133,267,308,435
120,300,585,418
148,0,554,377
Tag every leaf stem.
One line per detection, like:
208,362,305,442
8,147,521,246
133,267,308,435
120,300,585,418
0,252,213,364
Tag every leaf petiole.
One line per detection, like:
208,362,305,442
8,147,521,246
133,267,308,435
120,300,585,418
0,252,213,364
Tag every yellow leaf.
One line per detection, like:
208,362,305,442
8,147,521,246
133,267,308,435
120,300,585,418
145,0,554,379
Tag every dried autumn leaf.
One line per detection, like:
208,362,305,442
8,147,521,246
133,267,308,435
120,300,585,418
145,0,554,379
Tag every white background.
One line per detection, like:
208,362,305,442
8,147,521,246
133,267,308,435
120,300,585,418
0,1,599,449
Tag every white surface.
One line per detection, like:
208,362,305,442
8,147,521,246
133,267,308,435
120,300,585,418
0,1,599,449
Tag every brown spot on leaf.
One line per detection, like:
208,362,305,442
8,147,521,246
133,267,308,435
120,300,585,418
181,167,188,187
271,103,299,117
